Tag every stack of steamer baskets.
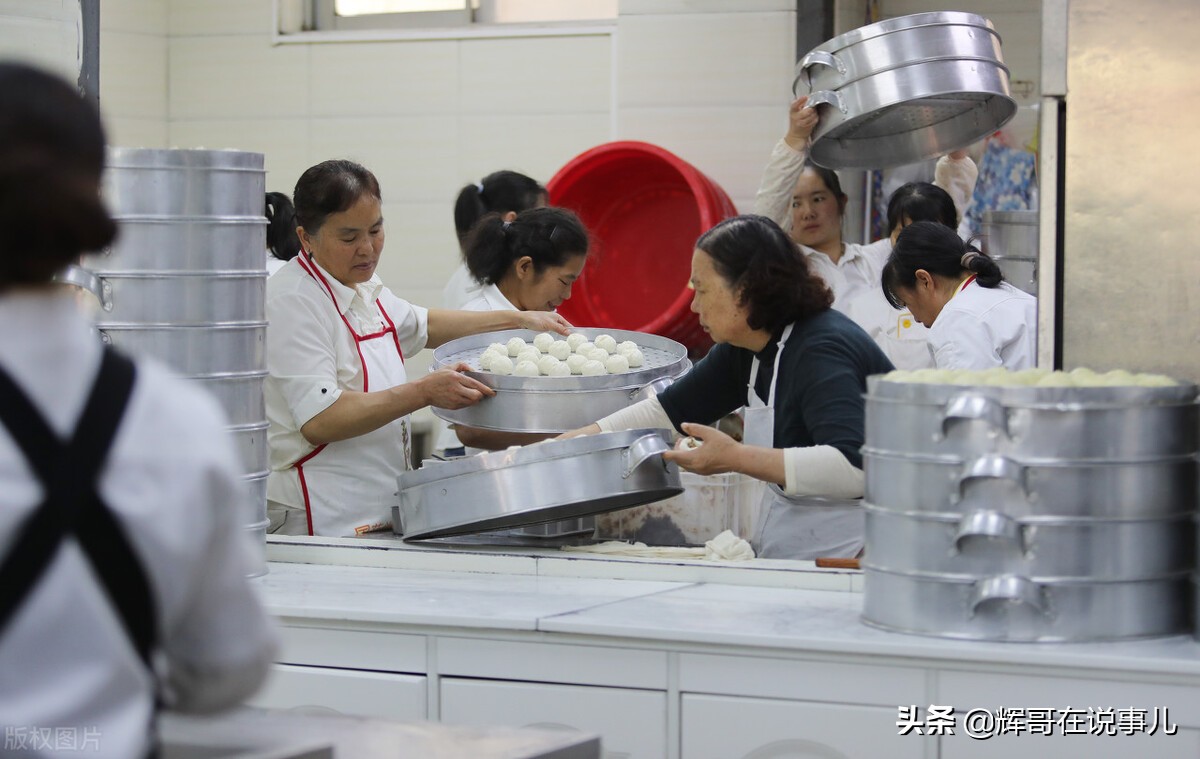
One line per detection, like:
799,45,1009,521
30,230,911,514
396,327,691,541
860,374,1200,642
546,141,737,354
82,148,270,575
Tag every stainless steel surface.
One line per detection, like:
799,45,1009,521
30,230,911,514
864,376,1199,460
1053,0,1200,383
92,217,267,272
982,210,1038,295
861,566,1192,642
396,429,682,540
104,148,266,217
431,328,691,433
863,503,1194,580
862,450,1196,518
99,322,267,375
82,272,265,324
228,422,270,474
795,12,1017,170
190,371,269,425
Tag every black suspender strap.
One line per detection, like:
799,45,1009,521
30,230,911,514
0,349,158,669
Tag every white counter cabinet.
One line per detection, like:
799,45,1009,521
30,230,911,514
252,559,1200,759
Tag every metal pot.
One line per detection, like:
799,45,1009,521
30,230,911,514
794,12,1017,169
396,428,682,540
862,449,1197,518
188,371,268,425
982,210,1038,295
863,503,1195,580
430,328,691,433
227,421,269,475
861,565,1192,642
104,148,265,218
67,270,265,325
864,376,1199,461
98,322,267,375
88,217,266,272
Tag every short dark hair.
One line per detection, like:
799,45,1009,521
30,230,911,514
886,182,958,233
0,63,116,286
454,170,546,245
882,221,1004,309
695,214,833,333
265,191,301,262
293,160,382,235
464,207,589,286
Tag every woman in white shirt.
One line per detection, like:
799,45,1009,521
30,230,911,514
881,221,1037,370
266,160,569,537
754,96,979,369
0,62,276,759
442,170,547,309
451,207,589,453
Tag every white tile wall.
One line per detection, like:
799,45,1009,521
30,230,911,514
100,0,167,34
168,118,309,191
309,41,460,116
0,8,82,82
169,35,310,120
621,0,795,13
457,36,612,115
169,0,275,36
104,116,169,150
99,31,167,119
617,11,794,108
457,112,612,189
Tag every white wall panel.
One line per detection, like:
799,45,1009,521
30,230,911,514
617,11,794,108
457,36,612,115
169,0,274,36
309,114,459,203
622,0,794,13
374,201,461,297
0,9,82,82
100,0,167,34
457,112,611,189
169,35,309,120
309,41,460,116
99,31,167,119
104,117,169,149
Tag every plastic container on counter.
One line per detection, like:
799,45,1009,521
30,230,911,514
594,471,762,547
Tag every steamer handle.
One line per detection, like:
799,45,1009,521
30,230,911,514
969,575,1046,618
630,376,675,402
621,433,670,479
54,264,113,312
953,509,1024,555
800,90,847,115
940,393,1008,438
956,454,1026,498
793,50,846,96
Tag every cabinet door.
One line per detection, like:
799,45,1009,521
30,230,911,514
441,678,665,759
682,694,929,759
248,663,426,721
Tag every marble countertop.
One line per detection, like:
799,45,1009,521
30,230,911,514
257,561,1200,679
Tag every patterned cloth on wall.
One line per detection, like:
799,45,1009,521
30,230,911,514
961,138,1037,238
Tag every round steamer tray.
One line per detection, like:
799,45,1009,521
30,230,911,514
430,327,691,433
395,428,683,540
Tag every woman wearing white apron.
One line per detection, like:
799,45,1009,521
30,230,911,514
564,215,893,559
881,221,1037,370
266,160,570,537
753,96,978,370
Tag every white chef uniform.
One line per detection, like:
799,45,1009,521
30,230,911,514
928,278,1038,370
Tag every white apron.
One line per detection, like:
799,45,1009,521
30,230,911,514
746,323,864,560
291,255,412,536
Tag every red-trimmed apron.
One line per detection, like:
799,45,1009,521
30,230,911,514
292,255,412,536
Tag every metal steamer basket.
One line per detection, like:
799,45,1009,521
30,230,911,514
395,429,682,540
795,12,1017,169
430,328,691,433
860,376,1200,642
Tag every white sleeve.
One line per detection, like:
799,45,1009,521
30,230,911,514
595,397,675,434
934,154,980,226
160,411,278,713
266,288,344,428
380,289,429,358
753,139,809,235
783,445,864,499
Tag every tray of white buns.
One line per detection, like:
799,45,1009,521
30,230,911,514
430,327,692,433
395,428,683,540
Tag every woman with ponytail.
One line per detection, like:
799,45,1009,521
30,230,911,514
882,221,1037,370
442,170,547,309
563,215,893,560
265,191,301,275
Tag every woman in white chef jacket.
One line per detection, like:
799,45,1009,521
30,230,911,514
565,215,894,559
881,221,1037,370
0,63,276,759
754,96,979,369
452,206,590,452
266,160,570,538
